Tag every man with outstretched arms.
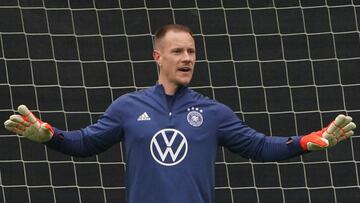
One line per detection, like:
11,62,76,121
4,24,356,203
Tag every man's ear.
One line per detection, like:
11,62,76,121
153,50,161,66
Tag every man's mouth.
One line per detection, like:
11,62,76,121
178,67,191,72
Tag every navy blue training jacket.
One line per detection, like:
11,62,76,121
46,84,305,203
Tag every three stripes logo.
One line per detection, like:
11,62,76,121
137,112,151,121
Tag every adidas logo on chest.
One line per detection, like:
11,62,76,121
137,112,151,121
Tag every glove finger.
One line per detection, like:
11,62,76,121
337,130,354,142
338,115,352,128
4,119,19,128
323,115,355,146
9,115,30,127
335,114,349,126
4,123,25,135
337,115,354,134
332,121,356,139
9,115,24,122
344,116,353,125
4,122,15,132
17,105,37,124
343,122,356,132
325,114,348,137
4,120,27,131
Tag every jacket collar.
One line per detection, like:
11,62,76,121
153,83,189,97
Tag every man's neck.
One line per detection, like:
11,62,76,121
162,83,178,95
157,80,179,95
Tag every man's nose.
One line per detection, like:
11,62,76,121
182,52,191,61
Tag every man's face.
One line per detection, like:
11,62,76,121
153,30,196,88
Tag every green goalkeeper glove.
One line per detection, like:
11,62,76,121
4,105,54,143
300,114,356,151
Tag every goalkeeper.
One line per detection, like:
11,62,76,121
4,24,356,203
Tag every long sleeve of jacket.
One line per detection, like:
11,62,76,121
45,98,125,157
217,104,305,161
